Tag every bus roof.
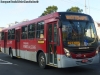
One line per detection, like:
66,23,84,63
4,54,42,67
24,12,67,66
1,12,91,32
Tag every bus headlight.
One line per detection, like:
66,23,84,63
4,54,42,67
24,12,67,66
96,50,99,54
64,48,71,57
95,46,99,55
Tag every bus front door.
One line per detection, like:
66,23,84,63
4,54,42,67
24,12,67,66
47,23,58,66
15,29,20,57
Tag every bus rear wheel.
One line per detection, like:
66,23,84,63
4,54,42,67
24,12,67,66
38,52,46,69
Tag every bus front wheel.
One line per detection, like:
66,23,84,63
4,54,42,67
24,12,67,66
38,52,46,69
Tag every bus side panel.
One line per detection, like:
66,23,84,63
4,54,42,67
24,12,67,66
6,40,16,55
19,39,36,61
1,40,4,53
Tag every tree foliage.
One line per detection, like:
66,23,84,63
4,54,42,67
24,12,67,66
40,5,58,17
66,7,83,13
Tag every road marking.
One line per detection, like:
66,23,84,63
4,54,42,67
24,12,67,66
0,59,16,65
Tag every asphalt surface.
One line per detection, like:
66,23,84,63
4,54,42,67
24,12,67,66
0,52,100,75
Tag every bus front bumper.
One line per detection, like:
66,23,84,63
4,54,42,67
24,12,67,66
57,54,99,68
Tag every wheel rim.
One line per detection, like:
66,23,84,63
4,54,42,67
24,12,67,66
39,55,45,66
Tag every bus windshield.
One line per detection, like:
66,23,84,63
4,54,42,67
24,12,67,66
62,20,98,47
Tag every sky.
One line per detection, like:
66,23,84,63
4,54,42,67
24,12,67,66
0,0,100,27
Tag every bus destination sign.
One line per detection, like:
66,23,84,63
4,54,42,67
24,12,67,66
66,15,88,20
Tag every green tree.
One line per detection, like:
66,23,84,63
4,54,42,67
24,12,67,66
40,5,58,17
66,7,83,13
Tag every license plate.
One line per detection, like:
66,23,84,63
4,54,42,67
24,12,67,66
82,59,88,63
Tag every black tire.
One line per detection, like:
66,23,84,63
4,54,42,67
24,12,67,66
38,52,47,69
9,49,15,59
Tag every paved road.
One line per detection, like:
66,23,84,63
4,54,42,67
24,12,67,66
0,52,100,75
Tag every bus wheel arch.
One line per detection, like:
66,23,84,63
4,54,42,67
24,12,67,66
37,50,47,69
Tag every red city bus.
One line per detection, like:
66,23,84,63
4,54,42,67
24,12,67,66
0,12,99,68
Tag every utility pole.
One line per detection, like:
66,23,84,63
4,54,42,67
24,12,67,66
88,0,90,14
85,0,87,13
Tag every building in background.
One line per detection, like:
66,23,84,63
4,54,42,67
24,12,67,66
6,19,29,28
6,23,16,28
0,27,5,31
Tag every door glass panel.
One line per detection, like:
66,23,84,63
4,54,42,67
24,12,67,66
54,24,57,42
49,44,53,63
53,24,57,64
48,24,52,42
54,44,57,64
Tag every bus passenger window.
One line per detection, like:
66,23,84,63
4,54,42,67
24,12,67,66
11,29,15,39
28,24,35,39
40,30,44,38
7,29,15,40
36,21,44,38
1,32,4,40
8,30,12,40
21,26,27,39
